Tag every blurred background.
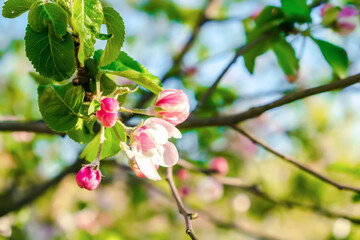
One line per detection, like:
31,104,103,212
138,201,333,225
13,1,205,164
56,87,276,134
2,0,360,239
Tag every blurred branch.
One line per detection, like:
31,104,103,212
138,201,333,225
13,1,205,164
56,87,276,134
0,157,83,217
165,167,198,240
232,126,360,194
179,73,360,128
128,0,215,114
0,120,61,135
177,159,360,224
195,33,272,111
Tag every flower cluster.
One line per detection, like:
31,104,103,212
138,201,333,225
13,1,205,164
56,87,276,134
76,89,190,190
321,4,359,36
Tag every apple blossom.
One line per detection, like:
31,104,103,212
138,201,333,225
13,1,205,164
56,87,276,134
125,118,182,180
154,89,190,126
96,98,119,128
337,6,359,36
76,166,101,190
209,157,229,175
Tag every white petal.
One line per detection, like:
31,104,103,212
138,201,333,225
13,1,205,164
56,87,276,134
144,122,168,144
134,148,161,181
153,142,179,167
145,118,182,138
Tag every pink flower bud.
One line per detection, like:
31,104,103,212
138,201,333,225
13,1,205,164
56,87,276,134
96,98,119,128
76,166,101,191
320,3,334,18
209,157,229,175
337,6,359,36
155,89,190,126
179,186,190,197
177,168,189,181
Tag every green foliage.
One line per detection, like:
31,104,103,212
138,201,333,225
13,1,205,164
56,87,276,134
38,83,84,132
2,0,34,18
255,6,284,26
72,0,103,66
80,122,126,161
272,35,299,76
94,50,163,94
99,7,125,67
280,0,311,23
312,38,349,79
66,118,94,144
29,72,54,85
25,25,76,82
28,1,68,39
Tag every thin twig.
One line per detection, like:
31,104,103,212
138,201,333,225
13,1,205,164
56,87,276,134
179,73,360,129
165,167,198,240
195,33,271,111
0,120,61,135
232,125,360,194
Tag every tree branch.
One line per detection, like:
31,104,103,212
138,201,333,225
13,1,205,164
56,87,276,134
0,157,83,217
0,120,61,135
232,125,360,194
179,73,360,129
195,33,271,111
165,167,198,240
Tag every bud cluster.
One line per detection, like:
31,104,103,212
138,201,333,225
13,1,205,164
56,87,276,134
76,89,190,190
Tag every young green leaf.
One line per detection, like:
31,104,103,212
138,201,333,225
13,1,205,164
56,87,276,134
55,0,72,16
80,121,126,161
94,50,163,94
72,0,103,66
38,83,84,132
281,0,311,23
98,6,125,67
28,1,68,38
272,35,299,77
2,0,34,18
312,38,349,79
67,118,94,144
29,72,55,85
25,25,76,82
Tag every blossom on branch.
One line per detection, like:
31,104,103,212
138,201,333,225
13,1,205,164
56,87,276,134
76,166,102,191
337,6,359,36
154,89,190,126
124,118,182,180
96,98,119,128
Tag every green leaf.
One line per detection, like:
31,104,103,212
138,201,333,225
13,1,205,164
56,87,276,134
98,6,125,67
94,50,163,94
80,122,126,161
29,72,54,85
88,99,100,115
28,1,68,38
255,6,284,26
96,33,113,40
272,35,299,76
38,83,84,132
72,0,103,66
67,118,94,144
312,38,349,79
55,0,72,15
25,25,76,82
352,193,360,203
281,0,311,23
2,0,34,18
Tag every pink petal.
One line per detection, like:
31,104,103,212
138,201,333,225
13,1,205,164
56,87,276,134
101,98,119,112
154,142,179,167
145,118,182,138
139,132,156,153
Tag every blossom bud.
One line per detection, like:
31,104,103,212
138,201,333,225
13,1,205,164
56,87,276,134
337,6,359,36
155,89,190,126
96,98,119,128
76,166,101,191
209,157,229,175
177,168,189,181
320,3,334,18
